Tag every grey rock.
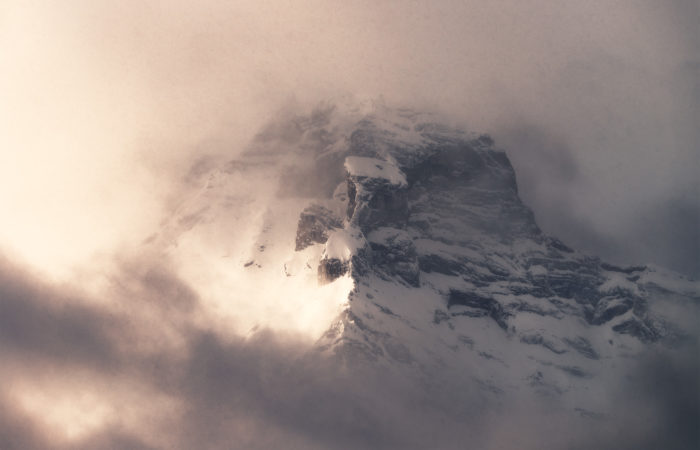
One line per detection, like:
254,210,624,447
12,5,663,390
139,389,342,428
266,104,698,363
295,204,343,251
448,290,509,330
564,337,599,360
318,258,349,284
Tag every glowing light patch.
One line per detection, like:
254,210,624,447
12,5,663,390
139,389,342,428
163,191,356,339
14,385,113,441
10,378,183,447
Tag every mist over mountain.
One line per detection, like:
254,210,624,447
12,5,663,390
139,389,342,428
2,1,698,280
1,100,697,449
1,1,698,448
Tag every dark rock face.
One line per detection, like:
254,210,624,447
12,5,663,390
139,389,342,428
295,204,343,251
520,333,568,354
367,228,420,287
346,177,409,232
318,257,349,284
418,254,464,276
564,337,600,359
448,290,509,330
287,105,697,350
612,318,659,343
590,296,634,325
600,262,647,274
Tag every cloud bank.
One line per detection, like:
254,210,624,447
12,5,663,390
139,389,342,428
0,253,698,449
0,1,698,448
1,0,697,277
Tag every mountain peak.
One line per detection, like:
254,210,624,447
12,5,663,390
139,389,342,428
160,102,699,425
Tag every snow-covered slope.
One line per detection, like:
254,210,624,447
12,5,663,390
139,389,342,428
158,100,700,426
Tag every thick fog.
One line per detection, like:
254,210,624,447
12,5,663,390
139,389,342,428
0,254,697,449
1,0,697,277
0,1,698,448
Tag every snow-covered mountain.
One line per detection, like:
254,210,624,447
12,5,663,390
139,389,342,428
154,100,699,447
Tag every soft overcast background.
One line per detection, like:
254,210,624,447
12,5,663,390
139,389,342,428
0,1,698,448
1,0,698,278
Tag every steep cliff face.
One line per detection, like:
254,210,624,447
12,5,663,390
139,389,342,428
280,102,699,415
163,101,699,422
292,107,692,331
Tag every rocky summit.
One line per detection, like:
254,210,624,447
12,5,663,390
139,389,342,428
162,100,699,444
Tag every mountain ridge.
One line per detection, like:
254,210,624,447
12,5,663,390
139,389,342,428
158,101,699,431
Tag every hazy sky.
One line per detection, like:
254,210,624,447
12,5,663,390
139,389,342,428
1,0,698,277
1,2,699,448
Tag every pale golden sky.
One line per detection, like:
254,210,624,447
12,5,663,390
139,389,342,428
0,2,698,448
1,0,697,277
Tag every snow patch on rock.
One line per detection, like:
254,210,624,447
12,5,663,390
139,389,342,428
322,227,367,262
344,156,407,187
